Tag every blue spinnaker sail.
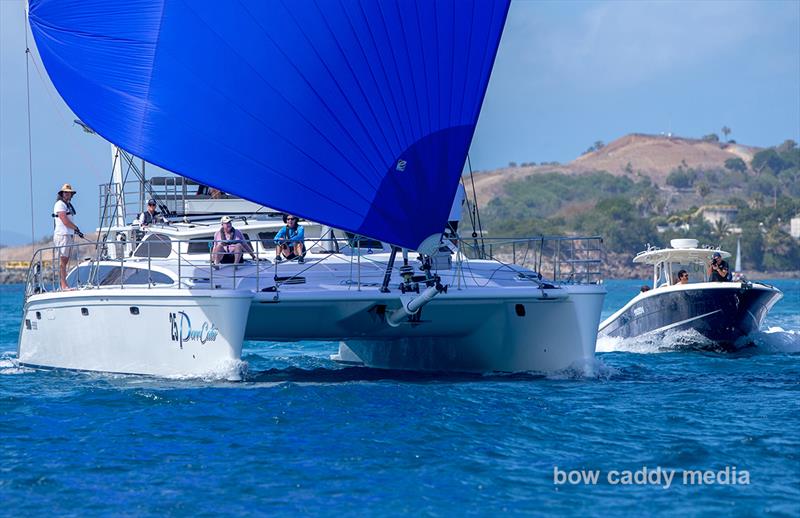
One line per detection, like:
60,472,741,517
29,0,509,251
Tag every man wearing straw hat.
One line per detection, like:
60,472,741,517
53,183,83,290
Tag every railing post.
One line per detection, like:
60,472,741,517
178,240,182,288
255,240,260,292
147,241,152,288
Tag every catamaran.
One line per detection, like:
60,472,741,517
18,0,607,377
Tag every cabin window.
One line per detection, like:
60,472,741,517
257,231,278,249
133,233,171,258
187,235,214,254
100,267,174,286
670,262,706,284
66,264,119,288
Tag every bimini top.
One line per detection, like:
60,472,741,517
633,239,731,265
28,0,510,253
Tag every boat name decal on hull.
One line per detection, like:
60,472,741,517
169,311,218,348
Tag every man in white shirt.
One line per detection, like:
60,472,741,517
53,183,83,290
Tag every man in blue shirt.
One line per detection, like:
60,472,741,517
274,214,305,263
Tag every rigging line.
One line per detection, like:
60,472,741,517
466,155,486,257
460,175,476,230
24,6,35,246
88,149,121,286
26,49,104,174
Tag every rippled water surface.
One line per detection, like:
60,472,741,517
1,280,798,516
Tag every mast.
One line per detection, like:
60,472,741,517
735,237,742,272
111,145,126,226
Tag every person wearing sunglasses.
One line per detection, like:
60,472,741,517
676,269,689,285
274,214,305,263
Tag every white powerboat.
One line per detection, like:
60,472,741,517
18,0,607,377
598,239,783,346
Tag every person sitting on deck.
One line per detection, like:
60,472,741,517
212,216,256,264
676,270,689,285
707,252,731,282
274,214,305,263
137,199,164,227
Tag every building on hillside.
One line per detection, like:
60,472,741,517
696,205,739,226
791,215,800,239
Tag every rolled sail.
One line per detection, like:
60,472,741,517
29,0,510,251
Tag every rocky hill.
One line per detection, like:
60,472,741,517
470,133,761,207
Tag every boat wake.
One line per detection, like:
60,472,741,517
597,326,800,355
0,353,35,375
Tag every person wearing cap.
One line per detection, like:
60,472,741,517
212,216,256,265
137,199,164,227
274,214,305,263
53,183,83,290
707,252,730,282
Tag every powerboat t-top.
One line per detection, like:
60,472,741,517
598,239,783,346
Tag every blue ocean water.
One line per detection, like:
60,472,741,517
1,280,798,516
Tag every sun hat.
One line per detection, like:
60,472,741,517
220,215,233,224
58,183,77,194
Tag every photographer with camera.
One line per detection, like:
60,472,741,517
707,251,731,282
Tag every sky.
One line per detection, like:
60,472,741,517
1,0,799,244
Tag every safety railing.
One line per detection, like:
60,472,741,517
22,234,604,302
457,235,604,284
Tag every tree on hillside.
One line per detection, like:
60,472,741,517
594,140,605,151
666,167,697,188
696,181,711,200
711,219,729,241
724,157,747,174
751,149,787,176
508,161,518,168
702,133,720,142
624,162,634,175
721,126,731,141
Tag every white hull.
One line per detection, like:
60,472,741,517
249,284,605,373
17,289,253,378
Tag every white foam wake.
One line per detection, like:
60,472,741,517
743,327,800,354
597,326,800,355
0,353,35,375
